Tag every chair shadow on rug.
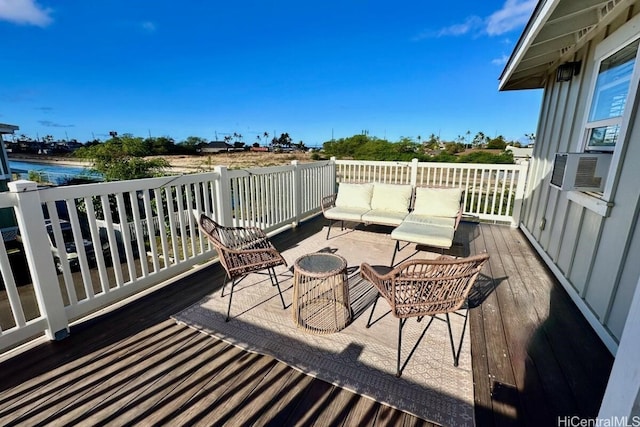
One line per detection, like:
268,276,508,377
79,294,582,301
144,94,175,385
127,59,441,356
360,253,490,377
199,214,288,322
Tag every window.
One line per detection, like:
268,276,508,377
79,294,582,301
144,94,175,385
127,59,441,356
584,39,640,151
569,17,640,216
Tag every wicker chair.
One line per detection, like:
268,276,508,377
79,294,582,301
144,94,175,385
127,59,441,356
361,253,490,377
199,214,287,322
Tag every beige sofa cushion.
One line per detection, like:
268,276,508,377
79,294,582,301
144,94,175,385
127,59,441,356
362,210,408,226
412,187,462,217
324,206,370,222
403,212,456,228
391,221,456,249
335,183,374,210
370,183,413,213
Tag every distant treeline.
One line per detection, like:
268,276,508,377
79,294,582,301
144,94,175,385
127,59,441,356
320,134,519,164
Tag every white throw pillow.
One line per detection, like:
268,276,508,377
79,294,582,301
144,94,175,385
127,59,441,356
370,183,413,212
335,183,374,209
412,187,462,217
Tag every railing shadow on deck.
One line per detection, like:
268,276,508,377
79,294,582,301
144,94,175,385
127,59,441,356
0,216,328,391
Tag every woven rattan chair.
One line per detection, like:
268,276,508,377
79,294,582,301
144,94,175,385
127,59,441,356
199,214,287,322
361,253,490,377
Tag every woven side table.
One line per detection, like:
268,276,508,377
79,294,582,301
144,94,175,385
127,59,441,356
292,252,351,334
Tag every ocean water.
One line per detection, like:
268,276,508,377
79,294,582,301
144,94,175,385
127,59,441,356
8,160,102,184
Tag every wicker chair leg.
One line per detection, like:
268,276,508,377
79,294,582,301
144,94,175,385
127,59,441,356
390,240,400,266
396,318,405,377
220,272,229,297
326,219,333,240
447,309,470,367
366,294,379,328
225,278,237,322
269,267,287,309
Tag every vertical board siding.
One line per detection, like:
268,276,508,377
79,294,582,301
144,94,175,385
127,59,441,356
523,86,552,231
569,210,602,302
606,215,640,338
519,13,640,347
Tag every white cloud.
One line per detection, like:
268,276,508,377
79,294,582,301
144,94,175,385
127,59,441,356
486,0,536,36
416,0,535,40
141,21,156,33
0,0,52,27
491,54,510,66
437,16,484,37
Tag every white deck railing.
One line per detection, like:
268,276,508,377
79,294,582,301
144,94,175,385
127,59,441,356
0,160,334,353
0,158,526,353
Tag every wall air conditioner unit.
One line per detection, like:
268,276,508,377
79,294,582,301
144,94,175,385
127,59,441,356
550,152,612,191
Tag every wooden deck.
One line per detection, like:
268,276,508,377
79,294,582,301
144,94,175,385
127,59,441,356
0,217,613,426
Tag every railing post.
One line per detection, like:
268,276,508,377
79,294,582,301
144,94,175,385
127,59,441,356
9,180,69,341
329,158,337,193
511,161,529,228
213,166,233,226
291,160,301,227
330,157,339,188
410,158,419,187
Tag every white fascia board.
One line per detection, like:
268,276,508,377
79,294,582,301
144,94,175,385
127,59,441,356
0,124,19,134
499,0,561,91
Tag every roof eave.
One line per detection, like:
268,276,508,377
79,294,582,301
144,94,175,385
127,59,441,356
499,0,560,91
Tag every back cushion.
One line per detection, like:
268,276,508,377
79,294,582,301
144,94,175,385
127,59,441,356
412,187,462,217
370,183,413,212
335,183,374,209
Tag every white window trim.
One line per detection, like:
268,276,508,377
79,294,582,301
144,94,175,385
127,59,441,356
573,13,640,215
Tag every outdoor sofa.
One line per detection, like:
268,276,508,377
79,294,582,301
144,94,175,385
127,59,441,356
321,182,463,263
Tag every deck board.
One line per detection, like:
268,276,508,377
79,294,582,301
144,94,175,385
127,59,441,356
479,223,551,427
0,217,613,426
491,224,575,425
469,223,521,426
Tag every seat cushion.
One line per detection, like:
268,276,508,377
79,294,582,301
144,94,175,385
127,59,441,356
413,187,462,217
370,183,413,213
362,209,408,226
323,206,370,222
402,212,456,228
391,222,455,249
335,183,374,210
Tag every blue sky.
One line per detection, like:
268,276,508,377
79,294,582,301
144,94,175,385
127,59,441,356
0,0,542,146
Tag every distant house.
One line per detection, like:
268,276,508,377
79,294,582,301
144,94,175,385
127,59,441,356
500,0,640,418
0,123,18,187
199,141,232,154
504,145,533,163
0,123,19,240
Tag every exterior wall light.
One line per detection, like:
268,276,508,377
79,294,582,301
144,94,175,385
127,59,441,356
556,61,582,82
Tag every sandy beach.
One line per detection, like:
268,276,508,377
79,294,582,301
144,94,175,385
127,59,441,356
8,151,318,174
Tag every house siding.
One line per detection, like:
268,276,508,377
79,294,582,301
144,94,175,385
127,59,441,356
520,5,640,350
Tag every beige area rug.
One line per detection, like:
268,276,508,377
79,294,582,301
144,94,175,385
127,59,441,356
172,228,474,426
